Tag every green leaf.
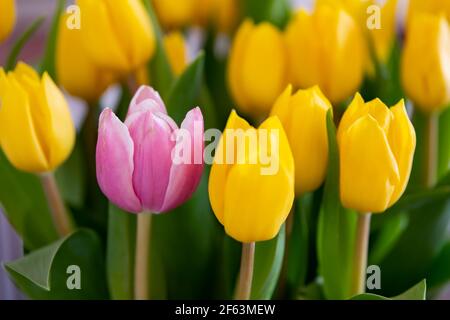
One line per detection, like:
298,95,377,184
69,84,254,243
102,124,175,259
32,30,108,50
317,110,357,299
55,139,86,209
5,17,45,71
39,0,65,78
427,241,450,288
439,106,450,179
251,225,285,299
351,280,427,300
144,0,174,98
166,52,205,124
4,229,109,299
243,0,290,28
0,150,58,250
369,213,409,265
107,204,167,300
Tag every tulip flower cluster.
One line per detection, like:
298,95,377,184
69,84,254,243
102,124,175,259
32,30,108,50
1,0,450,304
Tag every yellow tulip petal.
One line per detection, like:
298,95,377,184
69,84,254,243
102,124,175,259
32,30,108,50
209,110,252,224
270,84,292,132
0,0,15,43
387,100,416,206
103,0,155,70
14,62,40,82
77,0,129,72
228,20,254,113
0,75,48,172
340,115,400,213
240,22,287,116
366,98,392,135
164,31,187,76
223,157,294,243
289,86,331,194
337,93,368,143
152,0,194,29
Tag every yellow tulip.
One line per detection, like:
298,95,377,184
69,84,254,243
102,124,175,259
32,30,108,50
407,0,450,24
0,63,75,173
337,94,416,213
401,13,450,112
152,0,194,29
285,6,365,104
56,13,117,102
0,0,15,43
271,85,332,195
228,20,287,119
209,110,295,242
77,0,155,73
193,0,239,33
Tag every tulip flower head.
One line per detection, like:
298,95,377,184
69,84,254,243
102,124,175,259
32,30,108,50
209,111,295,243
0,0,15,43
285,5,365,104
338,94,416,213
271,85,332,195
77,0,155,74
0,63,75,173
401,13,450,112
96,86,204,214
228,20,288,119
407,0,450,25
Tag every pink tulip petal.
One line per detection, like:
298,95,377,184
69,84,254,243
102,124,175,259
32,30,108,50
161,107,204,212
128,85,166,116
128,110,176,212
96,108,142,213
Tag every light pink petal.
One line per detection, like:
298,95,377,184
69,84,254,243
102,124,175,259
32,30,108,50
96,108,142,213
128,110,176,212
160,107,204,212
127,85,166,116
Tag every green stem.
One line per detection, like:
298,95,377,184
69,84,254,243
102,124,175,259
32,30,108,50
351,213,371,296
424,112,439,188
40,172,74,237
134,212,152,300
234,242,255,300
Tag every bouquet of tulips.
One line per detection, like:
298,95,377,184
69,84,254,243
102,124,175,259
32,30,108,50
0,0,449,301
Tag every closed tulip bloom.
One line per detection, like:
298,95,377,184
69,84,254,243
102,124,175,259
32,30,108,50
209,111,295,243
0,63,75,173
77,0,155,73
338,94,416,213
152,0,194,29
285,6,365,104
228,20,287,118
164,31,188,76
401,13,450,112
96,86,204,213
56,13,117,102
408,0,450,24
271,85,332,195
0,0,15,43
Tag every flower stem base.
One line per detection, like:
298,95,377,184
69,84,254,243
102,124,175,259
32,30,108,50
234,242,255,300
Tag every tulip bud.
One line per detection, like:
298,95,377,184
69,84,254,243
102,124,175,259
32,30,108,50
407,0,450,25
0,0,15,43
401,13,450,112
0,63,75,173
285,6,365,104
209,110,295,243
271,85,332,195
77,0,155,73
152,0,194,29
228,20,288,119
56,13,117,102
96,86,204,213
338,94,416,213
164,31,188,76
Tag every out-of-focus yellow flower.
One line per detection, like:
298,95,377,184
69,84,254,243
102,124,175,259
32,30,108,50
77,0,155,73
271,85,332,195
135,31,188,85
56,13,117,102
194,0,239,33
408,0,450,24
0,63,75,173
209,110,294,243
369,0,398,63
285,6,365,104
228,20,287,119
153,0,194,30
0,0,16,43
401,13,450,112
337,94,416,213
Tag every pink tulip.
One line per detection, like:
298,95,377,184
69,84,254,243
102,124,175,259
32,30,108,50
96,86,204,213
